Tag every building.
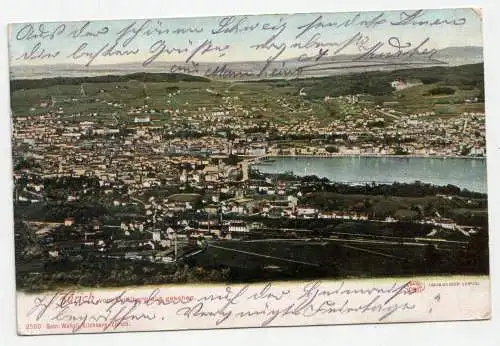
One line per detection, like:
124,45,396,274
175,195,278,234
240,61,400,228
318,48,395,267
391,79,423,91
134,115,151,123
152,231,161,242
228,221,249,233
296,207,317,216
433,218,457,230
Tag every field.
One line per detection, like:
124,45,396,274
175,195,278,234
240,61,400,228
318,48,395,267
188,237,469,282
10,64,485,127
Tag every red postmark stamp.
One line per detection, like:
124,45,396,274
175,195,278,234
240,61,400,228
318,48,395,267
405,280,425,294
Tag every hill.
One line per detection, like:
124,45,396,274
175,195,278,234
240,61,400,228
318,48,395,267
10,72,210,92
9,63,484,121
275,63,484,100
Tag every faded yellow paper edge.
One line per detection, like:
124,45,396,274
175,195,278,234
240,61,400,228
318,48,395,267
16,275,491,335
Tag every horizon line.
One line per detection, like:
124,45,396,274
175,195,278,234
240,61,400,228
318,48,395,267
8,44,484,69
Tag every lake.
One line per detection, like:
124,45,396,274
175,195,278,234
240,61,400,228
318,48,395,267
252,156,487,193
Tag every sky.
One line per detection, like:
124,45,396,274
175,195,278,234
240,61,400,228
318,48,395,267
7,8,483,67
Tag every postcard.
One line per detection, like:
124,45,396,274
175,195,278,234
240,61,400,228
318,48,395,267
8,7,490,335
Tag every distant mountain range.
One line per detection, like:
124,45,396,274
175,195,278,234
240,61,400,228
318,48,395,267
10,46,483,81
431,46,484,66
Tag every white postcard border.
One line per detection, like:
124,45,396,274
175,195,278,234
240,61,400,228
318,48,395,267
2,0,500,345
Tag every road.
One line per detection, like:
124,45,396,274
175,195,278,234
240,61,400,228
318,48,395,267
239,237,428,247
129,196,146,206
253,228,470,245
377,109,401,120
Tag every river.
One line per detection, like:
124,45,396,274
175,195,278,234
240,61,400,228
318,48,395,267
251,156,487,193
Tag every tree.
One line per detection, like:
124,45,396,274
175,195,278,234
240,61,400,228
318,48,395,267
461,231,489,274
325,146,339,153
394,146,408,155
424,244,441,273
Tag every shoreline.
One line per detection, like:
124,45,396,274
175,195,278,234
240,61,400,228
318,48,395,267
248,154,486,160
246,154,487,194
